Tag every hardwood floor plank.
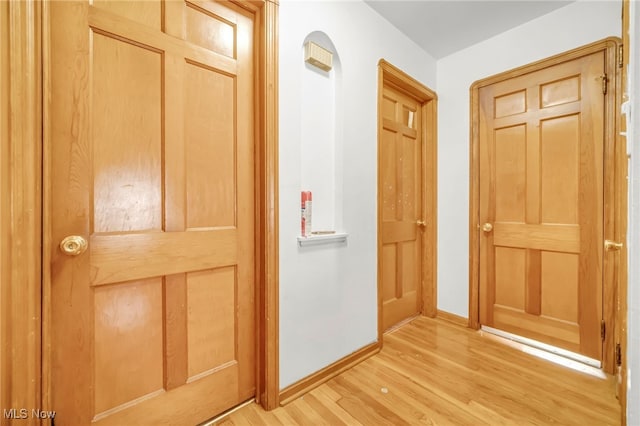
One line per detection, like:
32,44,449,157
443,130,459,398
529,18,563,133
214,317,620,426
243,404,284,426
389,321,619,423
339,368,430,424
281,401,323,425
270,405,303,425
473,349,619,422
342,363,467,425
329,376,410,425
385,336,556,420
365,356,492,425
272,407,305,425
374,349,547,424
222,403,283,426
383,334,581,424
288,396,336,425
301,393,350,426
313,383,342,402
309,387,363,425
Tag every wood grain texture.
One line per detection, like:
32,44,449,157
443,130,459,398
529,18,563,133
253,0,280,410
481,50,603,360
91,31,163,233
525,250,541,316
6,0,282,420
164,274,188,390
94,279,165,415
602,35,623,378
422,92,438,318
215,317,620,426
378,60,437,340
187,268,237,379
41,0,54,417
468,85,481,330
0,0,9,415
90,230,239,286
470,38,621,372
380,83,421,331
1,2,43,424
493,223,580,253
47,1,257,423
617,2,629,422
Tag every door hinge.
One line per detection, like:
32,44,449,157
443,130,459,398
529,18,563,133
616,343,622,366
619,44,624,68
601,320,606,340
600,74,608,95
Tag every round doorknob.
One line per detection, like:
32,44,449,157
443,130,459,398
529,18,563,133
604,240,623,251
482,223,493,233
60,235,88,256
416,220,426,227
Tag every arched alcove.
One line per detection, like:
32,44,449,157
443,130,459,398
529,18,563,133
300,31,343,235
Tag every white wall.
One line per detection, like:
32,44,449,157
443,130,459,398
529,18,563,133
279,0,436,388
436,0,621,317
626,0,639,422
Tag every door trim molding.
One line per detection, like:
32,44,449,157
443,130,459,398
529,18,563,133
618,1,630,421
1,0,43,418
250,0,281,410
468,37,622,374
37,0,279,417
377,60,438,341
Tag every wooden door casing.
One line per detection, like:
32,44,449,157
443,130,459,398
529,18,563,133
49,1,256,424
380,82,424,331
471,40,624,366
1,1,44,421
617,0,630,417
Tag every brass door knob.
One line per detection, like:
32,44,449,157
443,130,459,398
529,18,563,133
482,223,493,233
60,235,88,256
416,220,426,227
604,240,623,251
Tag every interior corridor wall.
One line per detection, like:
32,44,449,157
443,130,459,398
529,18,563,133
436,0,621,318
278,0,436,389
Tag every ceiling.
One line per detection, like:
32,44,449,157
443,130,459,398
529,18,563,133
364,1,574,59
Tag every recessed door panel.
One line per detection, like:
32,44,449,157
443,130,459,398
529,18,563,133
92,32,163,234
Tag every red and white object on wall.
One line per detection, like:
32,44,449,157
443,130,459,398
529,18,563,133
301,191,312,236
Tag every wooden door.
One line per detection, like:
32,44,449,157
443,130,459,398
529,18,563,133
49,1,255,424
479,51,605,360
380,83,423,331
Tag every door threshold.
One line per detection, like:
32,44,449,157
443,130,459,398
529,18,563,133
198,398,255,426
384,314,422,335
480,326,606,379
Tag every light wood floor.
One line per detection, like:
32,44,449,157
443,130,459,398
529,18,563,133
216,317,620,425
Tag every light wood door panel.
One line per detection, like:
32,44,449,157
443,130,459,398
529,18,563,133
479,51,605,360
49,1,255,424
380,84,423,330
